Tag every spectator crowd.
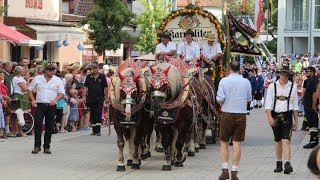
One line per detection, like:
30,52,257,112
0,58,112,139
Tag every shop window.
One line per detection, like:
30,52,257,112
315,0,320,29
62,2,70,14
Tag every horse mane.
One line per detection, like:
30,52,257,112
113,68,137,101
156,62,182,99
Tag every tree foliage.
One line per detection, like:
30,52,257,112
226,0,255,18
81,0,135,55
261,0,278,56
0,5,7,16
134,0,170,53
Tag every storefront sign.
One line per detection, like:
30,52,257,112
38,33,84,42
25,0,43,9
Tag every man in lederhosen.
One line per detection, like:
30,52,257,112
265,67,298,174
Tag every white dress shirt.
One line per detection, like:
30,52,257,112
12,76,26,95
155,41,177,57
216,74,252,114
265,80,299,113
177,41,200,61
202,43,222,59
28,75,65,103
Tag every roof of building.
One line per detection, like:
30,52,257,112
177,0,222,7
75,0,94,16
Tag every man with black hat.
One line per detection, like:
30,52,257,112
302,66,319,149
83,62,108,136
155,32,176,60
177,29,200,66
265,67,298,174
28,63,65,154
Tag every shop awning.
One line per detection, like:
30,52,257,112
0,23,44,46
26,24,84,42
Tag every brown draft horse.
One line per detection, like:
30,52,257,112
185,72,216,156
109,59,147,171
165,57,217,156
148,62,193,171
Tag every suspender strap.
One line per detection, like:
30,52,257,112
273,82,294,111
287,82,294,112
273,83,277,111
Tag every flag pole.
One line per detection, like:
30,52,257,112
266,0,269,46
225,10,231,62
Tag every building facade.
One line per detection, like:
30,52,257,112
278,0,320,60
0,0,85,65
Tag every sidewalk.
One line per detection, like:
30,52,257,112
0,108,317,180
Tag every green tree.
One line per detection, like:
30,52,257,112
0,5,7,16
226,0,255,18
81,0,135,57
134,0,170,53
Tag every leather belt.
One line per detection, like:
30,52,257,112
37,103,52,106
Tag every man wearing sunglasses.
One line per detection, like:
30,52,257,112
302,66,319,149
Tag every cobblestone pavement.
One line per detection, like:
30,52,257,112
0,108,316,180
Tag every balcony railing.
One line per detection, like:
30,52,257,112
285,21,309,31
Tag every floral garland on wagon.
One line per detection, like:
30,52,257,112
157,3,227,80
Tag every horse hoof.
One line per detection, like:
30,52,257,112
117,166,126,172
188,151,195,157
131,164,140,169
156,147,164,152
195,147,199,153
171,160,176,165
141,153,149,160
183,147,188,152
127,160,133,166
175,162,183,167
199,144,206,149
146,151,151,157
162,165,171,171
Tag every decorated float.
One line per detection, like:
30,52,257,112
157,3,227,80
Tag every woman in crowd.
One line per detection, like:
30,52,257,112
12,66,30,136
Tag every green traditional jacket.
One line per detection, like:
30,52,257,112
2,70,13,96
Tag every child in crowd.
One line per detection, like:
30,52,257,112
68,89,79,132
295,73,304,117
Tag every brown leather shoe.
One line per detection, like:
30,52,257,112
219,169,229,180
231,171,238,180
